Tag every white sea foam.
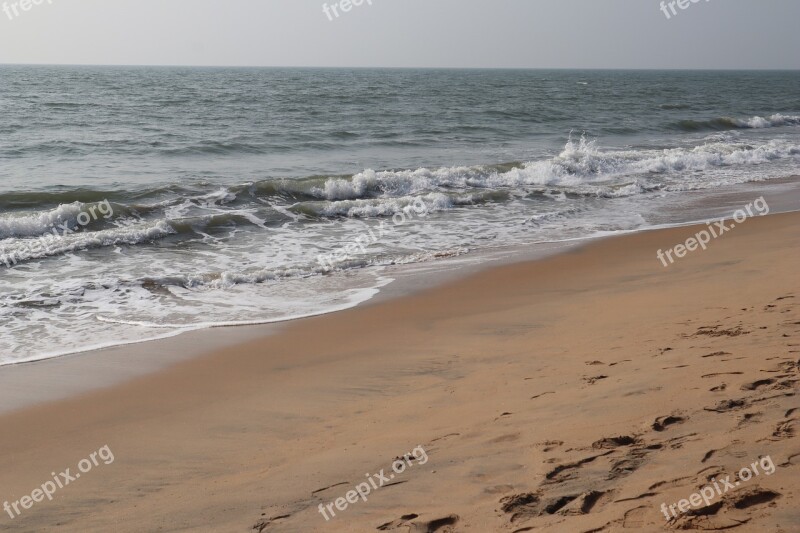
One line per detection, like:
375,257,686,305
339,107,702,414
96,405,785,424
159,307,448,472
0,220,174,266
307,137,799,203
0,203,85,240
313,193,456,218
732,114,800,129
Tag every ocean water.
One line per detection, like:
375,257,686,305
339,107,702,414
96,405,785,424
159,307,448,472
1,67,799,364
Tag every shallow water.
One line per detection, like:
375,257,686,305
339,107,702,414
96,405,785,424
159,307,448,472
1,67,798,363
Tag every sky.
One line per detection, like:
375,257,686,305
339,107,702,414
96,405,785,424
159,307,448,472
0,0,798,69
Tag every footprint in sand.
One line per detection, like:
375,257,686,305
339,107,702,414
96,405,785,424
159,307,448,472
592,436,640,450
378,514,459,532
544,451,615,484
621,505,650,528
670,487,781,530
704,398,748,413
741,378,776,391
769,419,795,441
500,490,611,522
608,440,668,480
737,412,763,427
652,414,686,432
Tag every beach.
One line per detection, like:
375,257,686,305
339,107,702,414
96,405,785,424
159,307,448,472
1,2,799,531
0,205,797,532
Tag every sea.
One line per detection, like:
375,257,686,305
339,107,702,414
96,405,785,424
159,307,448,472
0,67,798,364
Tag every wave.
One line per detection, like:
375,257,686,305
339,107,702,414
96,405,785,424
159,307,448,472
0,184,207,210
675,114,800,132
160,140,275,156
0,203,88,240
1,137,797,233
0,221,175,267
304,136,799,204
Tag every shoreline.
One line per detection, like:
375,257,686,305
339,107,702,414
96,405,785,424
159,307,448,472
0,238,578,415
0,206,797,531
1,176,799,416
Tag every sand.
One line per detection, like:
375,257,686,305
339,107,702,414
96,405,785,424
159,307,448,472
0,210,798,532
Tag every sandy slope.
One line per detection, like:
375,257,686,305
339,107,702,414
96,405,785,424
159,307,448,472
0,211,798,532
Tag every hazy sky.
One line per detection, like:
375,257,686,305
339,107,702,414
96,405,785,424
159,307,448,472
0,0,798,69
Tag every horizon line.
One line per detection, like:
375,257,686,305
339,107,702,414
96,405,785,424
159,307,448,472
1,63,799,71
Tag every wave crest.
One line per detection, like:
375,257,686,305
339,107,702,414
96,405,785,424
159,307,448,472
676,114,800,132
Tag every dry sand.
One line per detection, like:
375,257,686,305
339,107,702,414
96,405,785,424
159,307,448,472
0,210,798,533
